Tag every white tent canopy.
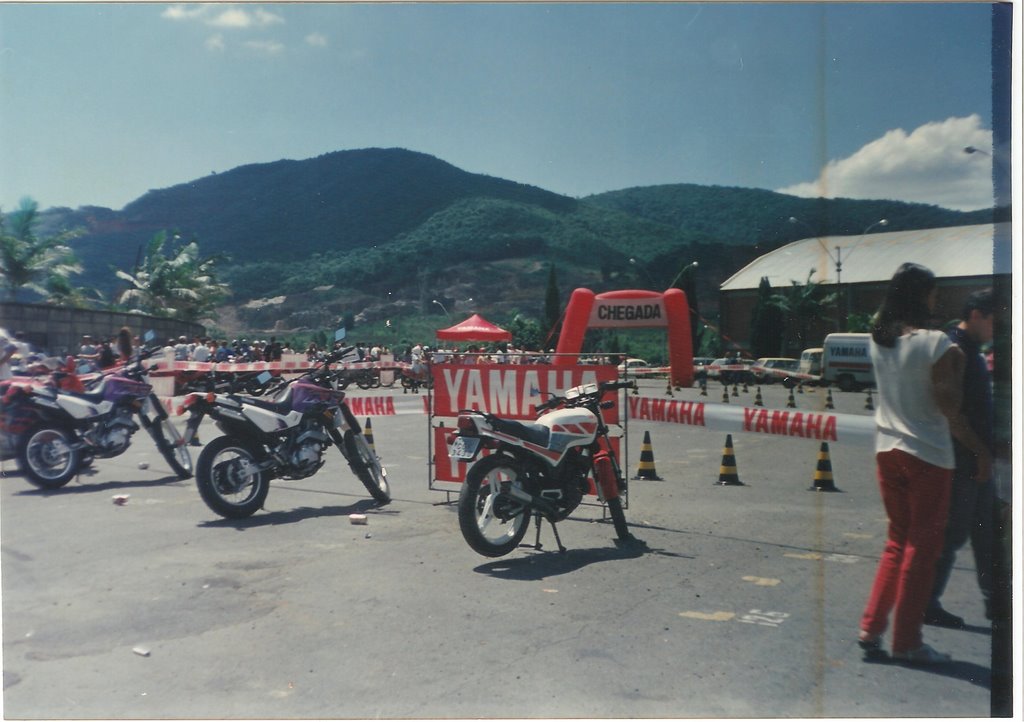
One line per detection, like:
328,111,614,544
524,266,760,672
721,222,1008,291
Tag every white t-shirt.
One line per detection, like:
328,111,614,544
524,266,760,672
871,329,956,469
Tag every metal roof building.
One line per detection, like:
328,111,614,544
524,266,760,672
717,222,1011,356
721,222,1011,291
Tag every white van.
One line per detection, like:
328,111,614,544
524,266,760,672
822,333,874,391
798,347,822,379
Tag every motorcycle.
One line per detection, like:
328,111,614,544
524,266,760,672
0,337,196,489
180,345,390,519
449,379,640,557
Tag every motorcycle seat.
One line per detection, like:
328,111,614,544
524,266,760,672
241,387,294,416
491,417,551,448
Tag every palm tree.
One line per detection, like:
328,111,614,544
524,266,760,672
115,231,228,321
0,198,83,302
767,270,838,356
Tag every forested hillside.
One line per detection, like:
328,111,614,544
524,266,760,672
31,147,1000,334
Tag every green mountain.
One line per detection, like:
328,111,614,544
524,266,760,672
34,147,999,334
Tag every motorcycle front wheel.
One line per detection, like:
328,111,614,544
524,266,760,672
195,436,268,518
458,455,531,557
142,398,193,479
342,430,390,503
17,425,81,489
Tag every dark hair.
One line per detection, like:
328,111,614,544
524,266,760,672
871,263,937,348
116,326,133,358
961,288,993,320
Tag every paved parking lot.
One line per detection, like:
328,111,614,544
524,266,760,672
1,380,1002,718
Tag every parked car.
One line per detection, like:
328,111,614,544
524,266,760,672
617,357,649,373
692,356,715,383
711,357,754,384
751,357,799,386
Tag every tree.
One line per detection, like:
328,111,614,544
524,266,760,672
115,231,229,321
44,274,102,309
505,313,542,351
748,276,784,357
0,198,83,302
767,270,838,356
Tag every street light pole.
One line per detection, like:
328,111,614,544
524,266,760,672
790,216,887,331
432,299,449,318
668,261,699,289
839,219,888,330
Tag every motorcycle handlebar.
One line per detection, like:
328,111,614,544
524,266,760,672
534,379,635,412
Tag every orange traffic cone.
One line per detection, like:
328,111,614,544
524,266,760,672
786,388,797,409
809,442,840,492
364,417,376,454
864,388,874,411
633,430,662,481
715,434,744,486
721,385,730,403
824,388,835,410
753,387,764,407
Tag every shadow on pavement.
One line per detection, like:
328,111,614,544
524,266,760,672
890,659,992,690
473,536,692,581
12,474,186,494
197,497,389,529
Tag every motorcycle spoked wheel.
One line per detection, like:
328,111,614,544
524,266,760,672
150,416,193,479
342,430,390,504
458,455,532,557
195,436,269,519
141,396,193,479
17,425,81,489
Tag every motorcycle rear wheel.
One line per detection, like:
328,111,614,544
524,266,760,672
17,425,81,489
458,455,531,557
342,430,390,503
195,436,268,518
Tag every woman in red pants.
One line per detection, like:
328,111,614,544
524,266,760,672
858,262,967,665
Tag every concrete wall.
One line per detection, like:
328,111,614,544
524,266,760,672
0,303,205,356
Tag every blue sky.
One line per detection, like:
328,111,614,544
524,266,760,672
0,3,1005,213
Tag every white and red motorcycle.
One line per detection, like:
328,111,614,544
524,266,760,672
449,379,640,557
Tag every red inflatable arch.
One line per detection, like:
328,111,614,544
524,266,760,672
554,288,694,387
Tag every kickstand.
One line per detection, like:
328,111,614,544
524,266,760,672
528,512,567,553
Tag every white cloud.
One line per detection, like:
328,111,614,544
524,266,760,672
161,5,210,22
776,115,994,211
253,9,285,27
305,32,328,47
162,5,284,29
209,8,257,28
205,33,226,52
244,39,285,56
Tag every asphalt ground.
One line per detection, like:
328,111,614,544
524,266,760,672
0,379,1007,719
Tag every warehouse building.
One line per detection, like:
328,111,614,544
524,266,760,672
718,222,1011,355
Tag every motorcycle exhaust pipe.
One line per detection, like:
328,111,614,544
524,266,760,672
505,483,558,517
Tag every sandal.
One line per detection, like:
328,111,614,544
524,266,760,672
893,643,951,665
